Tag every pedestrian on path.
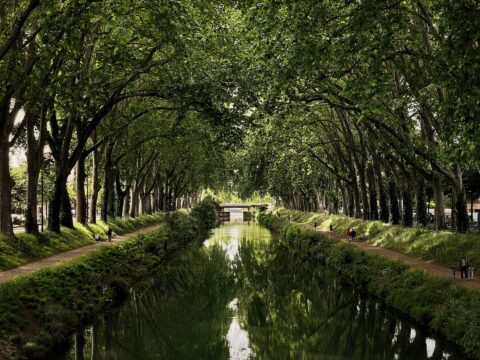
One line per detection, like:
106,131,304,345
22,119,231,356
459,256,469,280
107,227,113,242
468,265,474,280
451,265,456,279
314,221,317,230
94,233,100,242
329,223,333,231
351,228,356,241
346,229,351,241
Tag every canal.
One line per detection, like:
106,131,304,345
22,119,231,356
65,222,467,360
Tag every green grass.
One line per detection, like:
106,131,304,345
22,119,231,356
260,213,480,359
276,208,480,269
0,214,163,271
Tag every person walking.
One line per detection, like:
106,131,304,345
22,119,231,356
351,228,356,241
329,223,333,231
107,227,113,242
468,265,474,280
314,221,317,230
459,256,469,280
346,229,351,241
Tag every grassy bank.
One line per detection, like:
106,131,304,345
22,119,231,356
0,200,217,360
260,213,480,359
277,208,480,270
0,214,162,271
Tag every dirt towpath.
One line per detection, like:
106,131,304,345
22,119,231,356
0,224,161,285
296,222,480,291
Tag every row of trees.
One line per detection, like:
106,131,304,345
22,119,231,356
0,0,245,236
232,0,480,232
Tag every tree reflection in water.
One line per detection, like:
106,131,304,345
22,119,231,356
234,237,465,360
66,223,466,360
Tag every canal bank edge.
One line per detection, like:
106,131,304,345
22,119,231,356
0,199,219,360
259,213,480,359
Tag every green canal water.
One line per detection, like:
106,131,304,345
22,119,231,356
66,222,467,360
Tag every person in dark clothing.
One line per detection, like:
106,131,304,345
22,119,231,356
350,228,356,241
329,223,333,231
451,265,456,279
314,221,317,230
459,256,468,280
107,227,113,242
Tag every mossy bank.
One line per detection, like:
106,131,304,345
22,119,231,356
0,198,219,360
260,213,480,359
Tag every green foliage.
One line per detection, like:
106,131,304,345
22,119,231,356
260,213,480,358
190,196,219,230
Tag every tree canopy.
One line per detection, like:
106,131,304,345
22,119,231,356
1,0,479,235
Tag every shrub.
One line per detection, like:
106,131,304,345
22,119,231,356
190,196,219,230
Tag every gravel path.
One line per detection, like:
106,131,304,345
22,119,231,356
297,222,480,291
0,224,161,285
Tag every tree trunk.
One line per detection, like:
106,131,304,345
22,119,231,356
388,180,400,224
452,164,469,233
123,189,130,217
358,168,369,220
76,156,87,225
25,109,47,234
0,133,13,236
115,175,127,218
89,132,100,224
108,178,116,218
60,179,74,228
415,179,428,227
402,187,413,227
455,190,469,233
367,166,379,220
379,178,389,223
432,175,445,230
25,162,40,234
353,185,361,218
75,332,86,360
130,186,139,218
101,142,114,222
48,173,67,232
347,187,355,217
341,185,349,215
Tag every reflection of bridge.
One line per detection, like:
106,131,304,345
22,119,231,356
218,204,269,222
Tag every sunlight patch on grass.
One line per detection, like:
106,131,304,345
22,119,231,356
0,214,163,271
275,208,480,268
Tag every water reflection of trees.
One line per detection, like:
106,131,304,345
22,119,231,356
234,240,463,360
67,233,465,360
70,246,235,360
